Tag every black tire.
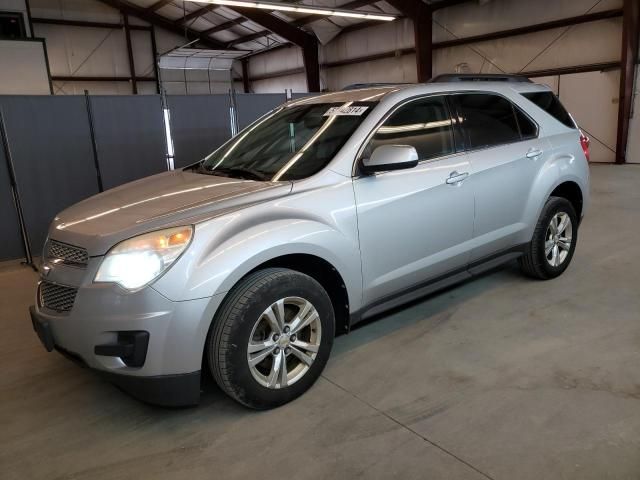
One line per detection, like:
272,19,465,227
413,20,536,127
208,268,335,409
519,196,578,280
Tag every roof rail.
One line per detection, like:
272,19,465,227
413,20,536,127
341,82,409,90
429,74,532,83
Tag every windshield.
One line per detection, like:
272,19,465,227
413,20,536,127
197,102,375,181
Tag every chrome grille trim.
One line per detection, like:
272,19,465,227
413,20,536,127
46,240,89,267
38,281,79,312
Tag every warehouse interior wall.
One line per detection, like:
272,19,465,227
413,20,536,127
21,0,243,95
246,0,627,163
0,39,51,94
0,0,51,94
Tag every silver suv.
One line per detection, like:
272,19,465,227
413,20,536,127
30,77,590,409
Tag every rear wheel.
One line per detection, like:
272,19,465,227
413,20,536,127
519,196,578,280
208,268,334,409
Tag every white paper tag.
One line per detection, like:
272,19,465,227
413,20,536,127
324,106,369,116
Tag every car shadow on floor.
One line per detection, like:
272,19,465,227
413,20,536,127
330,261,527,358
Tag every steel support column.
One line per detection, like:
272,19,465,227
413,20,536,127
615,0,640,164
150,25,161,94
227,7,320,92
386,0,433,82
123,13,138,94
302,38,320,92
415,4,433,82
242,59,251,93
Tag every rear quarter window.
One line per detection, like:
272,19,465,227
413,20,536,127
522,91,576,129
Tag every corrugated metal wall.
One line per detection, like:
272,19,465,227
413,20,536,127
248,0,627,163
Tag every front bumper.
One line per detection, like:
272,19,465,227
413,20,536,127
31,307,200,406
31,281,225,406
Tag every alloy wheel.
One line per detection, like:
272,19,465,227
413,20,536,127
247,297,322,389
545,212,573,267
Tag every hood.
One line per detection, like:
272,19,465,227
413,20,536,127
50,170,292,255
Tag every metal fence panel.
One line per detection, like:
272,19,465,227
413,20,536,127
0,93,300,260
0,96,99,255
235,93,286,130
89,95,168,190
167,94,232,168
0,130,24,261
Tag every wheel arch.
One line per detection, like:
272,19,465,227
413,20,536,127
239,253,351,335
201,253,352,380
549,180,583,219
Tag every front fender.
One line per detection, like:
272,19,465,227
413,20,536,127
153,193,362,311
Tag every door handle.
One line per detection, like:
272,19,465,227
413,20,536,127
446,171,469,185
526,148,543,158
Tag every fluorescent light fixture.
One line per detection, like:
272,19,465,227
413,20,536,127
188,0,396,21
332,11,366,18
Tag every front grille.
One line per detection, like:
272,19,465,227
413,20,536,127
46,240,89,267
39,281,78,312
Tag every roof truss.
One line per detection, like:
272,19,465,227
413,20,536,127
96,0,231,50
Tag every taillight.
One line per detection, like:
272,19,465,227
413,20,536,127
579,130,590,161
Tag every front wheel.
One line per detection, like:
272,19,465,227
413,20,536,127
519,196,578,280
208,268,335,409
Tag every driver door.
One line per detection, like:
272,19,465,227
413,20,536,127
353,95,475,307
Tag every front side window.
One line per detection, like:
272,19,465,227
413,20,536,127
198,102,374,181
364,96,454,161
454,93,523,149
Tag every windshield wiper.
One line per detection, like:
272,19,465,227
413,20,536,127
208,167,270,181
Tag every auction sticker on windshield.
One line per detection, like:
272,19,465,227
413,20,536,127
324,106,369,116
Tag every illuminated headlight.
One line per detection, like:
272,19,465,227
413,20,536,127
95,226,193,291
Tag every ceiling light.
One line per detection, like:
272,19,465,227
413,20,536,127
295,7,333,15
189,0,396,21
332,11,366,18
257,3,295,11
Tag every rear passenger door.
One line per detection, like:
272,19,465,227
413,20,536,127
451,92,550,262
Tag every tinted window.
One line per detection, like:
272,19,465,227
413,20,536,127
523,91,575,128
455,94,521,149
366,96,454,161
514,108,537,139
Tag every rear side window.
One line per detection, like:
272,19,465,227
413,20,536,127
454,93,522,149
514,108,538,139
522,91,575,128
365,96,454,161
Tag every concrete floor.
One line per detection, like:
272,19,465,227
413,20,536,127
1,164,639,480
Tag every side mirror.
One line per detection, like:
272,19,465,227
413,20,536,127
361,144,419,174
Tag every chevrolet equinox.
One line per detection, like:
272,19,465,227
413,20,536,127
30,76,590,409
